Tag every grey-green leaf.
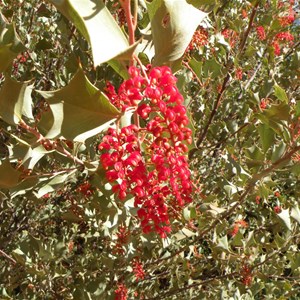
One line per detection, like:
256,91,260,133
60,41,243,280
0,159,22,189
0,76,33,125
37,68,120,142
147,0,207,65
49,0,136,66
0,12,25,72
277,209,292,231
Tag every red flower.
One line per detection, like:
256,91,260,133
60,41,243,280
132,258,145,281
115,283,128,300
99,66,193,238
256,26,266,41
235,68,243,81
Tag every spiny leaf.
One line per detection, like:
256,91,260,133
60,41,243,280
37,68,120,142
0,159,22,189
0,76,33,125
277,209,292,231
0,12,25,72
257,123,275,153
291,206,300,225
147,0,207,65
49,0,138,66
274,84,288,103
186,0,216,12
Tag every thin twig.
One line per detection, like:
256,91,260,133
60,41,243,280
0,249,17,265
191,1,260,157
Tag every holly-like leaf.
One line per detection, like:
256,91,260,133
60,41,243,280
147,0,207,65
217,235,229,251
291,206,300,225
277,209,292,231
37,68,120,142
0,76,33,125
49,0,137,66
0,12,25,72
274,84,288,103
0,159,22,189
186,0,216,12
258,123,275,153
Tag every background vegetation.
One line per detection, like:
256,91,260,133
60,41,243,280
0,0,300,299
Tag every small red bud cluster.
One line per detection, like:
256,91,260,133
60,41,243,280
230,219,248,237
115,283,128,300
241,264,253,286
132,258,145,281
115,225,130,255
235,68,243,81
77,182,94,197
256,26,266,41
186,27,209,53
221,29,239,48
279,4,295,27
272,30,294,56
99,66,193,238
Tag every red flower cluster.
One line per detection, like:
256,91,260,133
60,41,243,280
221,28,239,48
272,31,294,56
275,31,294,43
132,258,145,281
186,27,209,53
279,6,295,27
104,69,145,112
77,182,93,197
230,219,248,237
256,26,266,41
235,68,243,81
115,283,128,300
115,225,130,255
99,66,193,238
241,264,252,286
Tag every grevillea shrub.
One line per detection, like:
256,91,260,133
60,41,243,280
0,0,300,299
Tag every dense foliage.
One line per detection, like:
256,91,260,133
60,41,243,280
0,0,300,299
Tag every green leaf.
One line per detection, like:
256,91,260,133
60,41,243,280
11,248,26,265
37,68,120,142
36,171,76,198
61,210,84,223
147,0,207,65
258,124,275,153
277,209,291,231
0,76,33,125
271,141,286,163
203,58,222,79
49,0,136,66
257,103,290,123
0,159,22,189
274,84,288,103
0,12,25,72
217,235,229,251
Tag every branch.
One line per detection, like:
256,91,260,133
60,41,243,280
238,1,260,54
190,1,260,157
19,121,85,166
145,271,239,300
0,249,17,265
149,144,300,267
120,0,137,46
